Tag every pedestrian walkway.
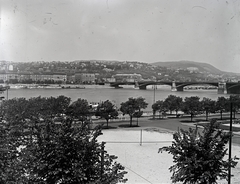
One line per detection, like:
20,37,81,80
92,114,240,144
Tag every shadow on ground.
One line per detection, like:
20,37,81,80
102,126,118,129
119,124,140,128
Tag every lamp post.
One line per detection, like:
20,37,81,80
152,84,157,119
153,84,157,104
4,81,9,100
228,101,233,184
6,86,8,100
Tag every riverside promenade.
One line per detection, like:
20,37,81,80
94,113,240,145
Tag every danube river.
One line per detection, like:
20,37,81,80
3,85,230,111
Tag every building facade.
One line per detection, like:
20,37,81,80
75,73,96,84
112,73,143,82
0,72,67,83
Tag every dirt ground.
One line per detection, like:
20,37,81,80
98,129,240,184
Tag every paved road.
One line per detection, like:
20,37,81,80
139,116,240,145
97,114,240,145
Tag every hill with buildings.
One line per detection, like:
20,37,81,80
152,61,223,74
0,60,239,84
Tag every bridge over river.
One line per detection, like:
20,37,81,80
109,81,240,94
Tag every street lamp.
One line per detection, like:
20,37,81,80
6,86,8,100
153,84,157,104
228,101,233,184
152,84,157,119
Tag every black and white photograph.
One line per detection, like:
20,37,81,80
0,0,240,183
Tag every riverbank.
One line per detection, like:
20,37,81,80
7,84,87,89
2,83,221,90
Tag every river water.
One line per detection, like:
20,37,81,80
3,84,230,111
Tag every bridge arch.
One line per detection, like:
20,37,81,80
226,83,240,94
137,81,173,89
174,82,219,91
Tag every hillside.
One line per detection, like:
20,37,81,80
151,61,223,74
1,60,240,82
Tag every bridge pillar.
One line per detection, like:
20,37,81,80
176,86,184,91
110,84,119,88
171,81,177,91
218,82,226,94
134,81,139,88
172,81,184,91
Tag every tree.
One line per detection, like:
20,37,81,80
133,111,143,126
120,97,148,127
0,98,35,184
66,98,92,123
201,97,216,121
216,96,228,120
181,96,202,121
0,123,27,183
1,97,30,125
134,97,148,126
0,97,127,184
1,96,71,124
152,102,159,119
46,96,71,117
20,119,127,184
152,100,168,119
164,95,183,117
159,119,238,184
25,96,51,120
95,100,118,128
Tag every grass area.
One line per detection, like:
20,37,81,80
196,120,240,132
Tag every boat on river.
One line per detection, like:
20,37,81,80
28,84,62,89
10,85,28,89
61,85,85,89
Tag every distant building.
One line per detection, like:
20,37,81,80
103,77,116,83
39,73,53,81
0,72,6,82
18,72,32,82
0,72,67,83
0,62,15,72
187,67,199,73
66,74,75,84
112,73,142,82
52,73,67,83
75,73,96,84
4,72,18,82
8,65,14,71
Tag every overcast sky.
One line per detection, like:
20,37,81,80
0,0,239,72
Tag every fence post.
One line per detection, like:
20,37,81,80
140,129,142,146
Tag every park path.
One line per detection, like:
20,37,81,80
96,114,240,145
